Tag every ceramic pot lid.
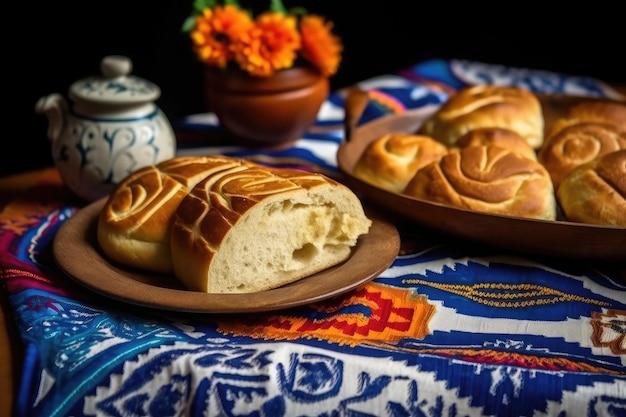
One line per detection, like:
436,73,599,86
68,55,161,105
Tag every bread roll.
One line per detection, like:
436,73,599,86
454,127,537,161
557,150,626,226
418,84,544,149
97,155,252,273
403,145,556,220
353,133,449,193
538,121,626,188
566,101,626,132
170,163,372,294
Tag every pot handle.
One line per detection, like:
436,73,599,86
343,87,370,143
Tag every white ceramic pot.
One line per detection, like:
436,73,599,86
35,55,176,201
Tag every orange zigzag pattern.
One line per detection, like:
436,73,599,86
218,283,435,346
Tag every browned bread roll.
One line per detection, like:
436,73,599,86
453,127,538,161
97,155,252,273
402,145,556,220
566,101,626,132
557,150,626,226
418,84,544,149
170,162,372,294
538,121,626,189
353,133,449,193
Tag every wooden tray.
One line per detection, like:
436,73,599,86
337,89,626,262
53,198,400,313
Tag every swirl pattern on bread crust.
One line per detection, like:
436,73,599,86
538,121,626,188
418,85,544,149
557,150,626,226
97,155,251,273
353,133,448,193
403,145,556,220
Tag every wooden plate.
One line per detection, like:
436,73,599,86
52,198,400,313
337,90,626,262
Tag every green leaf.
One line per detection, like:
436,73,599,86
181,16,197,33
193,0,217,14
269,0,287,13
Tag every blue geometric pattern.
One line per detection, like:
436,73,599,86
10,251,626,417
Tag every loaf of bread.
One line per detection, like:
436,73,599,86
557,150,626,226
538,120,626,188
169,162,372,294
97,155,255,273
353,133,449,193
453,127,538,161
418,84,544,149
402,145,556,220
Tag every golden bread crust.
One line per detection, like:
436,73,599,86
418,85,544,149
538,121,626,188
353,133,449,193
557,150,626,226
454,127,538,161
97,155,252,273
403,145,556,220
566,101,626,132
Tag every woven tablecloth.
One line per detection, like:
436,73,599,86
2,59,625,417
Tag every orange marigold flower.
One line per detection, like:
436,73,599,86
190,5,254,68
234,12,301,77
300,15,343,77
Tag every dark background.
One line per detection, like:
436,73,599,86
6,1,625,177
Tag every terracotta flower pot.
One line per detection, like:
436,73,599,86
203,66,330,147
